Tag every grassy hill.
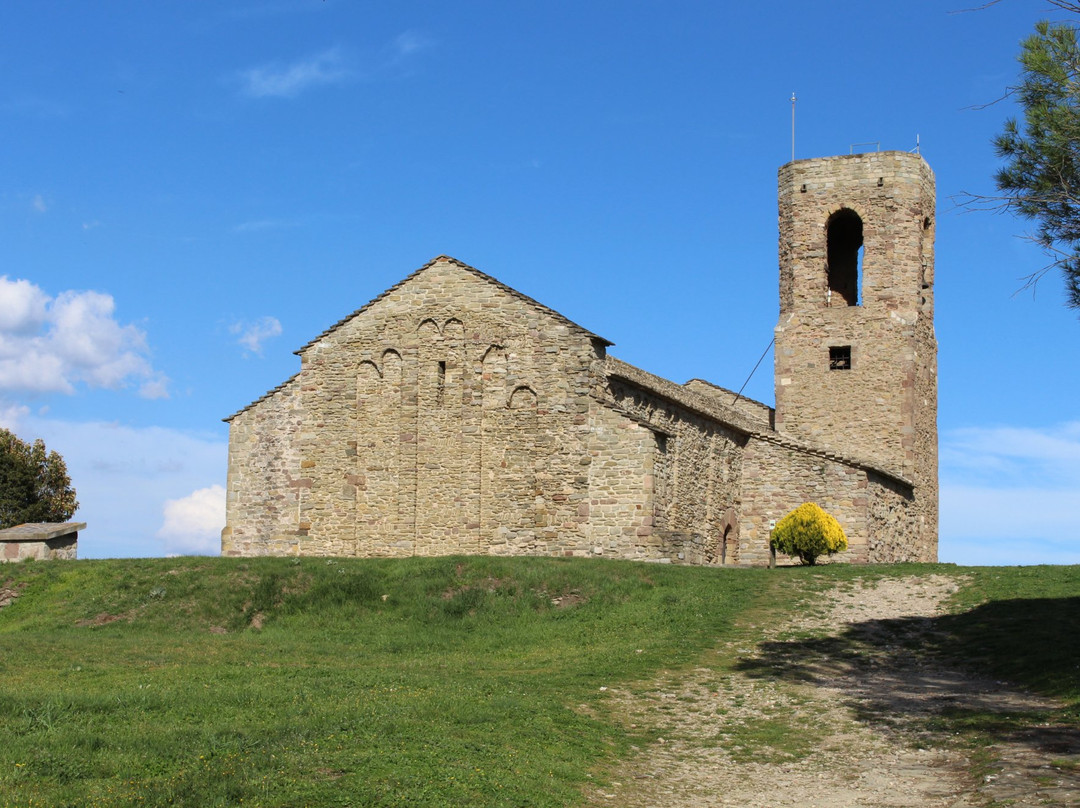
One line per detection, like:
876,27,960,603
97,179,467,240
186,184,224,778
0,556,1077,807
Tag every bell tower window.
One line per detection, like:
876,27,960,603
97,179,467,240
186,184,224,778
826,209,863,306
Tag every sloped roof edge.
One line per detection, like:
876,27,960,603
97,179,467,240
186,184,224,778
604,357,912,488
683,377,769,409
223,372,300,423
682,377,774,428
293,254,613,356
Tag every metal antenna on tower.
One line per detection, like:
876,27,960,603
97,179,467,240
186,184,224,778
790,92,797,162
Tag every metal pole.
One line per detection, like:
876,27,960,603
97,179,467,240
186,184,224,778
790,92,796,162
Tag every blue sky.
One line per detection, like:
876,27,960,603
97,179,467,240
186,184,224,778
1,0,1077,564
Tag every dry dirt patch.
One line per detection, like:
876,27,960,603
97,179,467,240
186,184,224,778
75,611,131,628
0,580,26,609
586,575,1078,808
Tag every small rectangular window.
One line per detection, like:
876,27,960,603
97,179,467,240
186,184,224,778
829,346,852,370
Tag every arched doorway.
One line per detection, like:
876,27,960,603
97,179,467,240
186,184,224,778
716,508,739,566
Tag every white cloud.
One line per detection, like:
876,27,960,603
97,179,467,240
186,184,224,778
230,316,282,355
392,30,430,58
940,421,1080,565
0,276,168,397
31,194,47,213
941,421,1080,483
0,276,50,333
158,485,226,555
235,33,429,99
139,374,171,400
0,403,29,431
8,414,227,558
238,48,349,98
939,533,1080,566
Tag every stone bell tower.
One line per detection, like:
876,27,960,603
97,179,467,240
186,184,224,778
773,151,938,559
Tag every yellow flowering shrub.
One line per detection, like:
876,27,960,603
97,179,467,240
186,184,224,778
769,502,848,566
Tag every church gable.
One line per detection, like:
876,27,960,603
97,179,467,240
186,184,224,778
225,255,612,559
297,255,610,362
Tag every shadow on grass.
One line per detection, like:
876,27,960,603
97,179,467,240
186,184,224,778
734,596,1080,764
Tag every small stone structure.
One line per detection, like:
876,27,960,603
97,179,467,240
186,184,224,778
222,151,937,565
0,522,83,562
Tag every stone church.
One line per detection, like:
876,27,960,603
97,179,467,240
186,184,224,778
221,151,938,565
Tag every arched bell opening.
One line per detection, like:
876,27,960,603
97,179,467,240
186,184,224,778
826,208,864,306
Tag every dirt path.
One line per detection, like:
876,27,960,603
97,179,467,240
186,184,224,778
585,575,1079,807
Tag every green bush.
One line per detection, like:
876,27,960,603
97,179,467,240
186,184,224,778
770,502,848,566
0,428,78,528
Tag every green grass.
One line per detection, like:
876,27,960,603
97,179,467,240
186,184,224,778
1,558,1077,807
719,711,827,764
0,555,770,807
943,565,1080,702
727,563,1080,776
920,565,1080,773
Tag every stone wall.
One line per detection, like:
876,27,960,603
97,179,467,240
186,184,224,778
911,305,939,561
738,438,869,565
225,257,616,559
683,379,774,431
737,438,921,566
221,375,304,556
865,471,921,562
774,152,937,558
600,378,745,564
584,400,660,558
0,522,83,562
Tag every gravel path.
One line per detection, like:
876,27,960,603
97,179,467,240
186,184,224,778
585,575,1079,807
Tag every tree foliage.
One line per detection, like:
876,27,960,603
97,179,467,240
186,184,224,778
769,502,847,566
995,17,1080,309
0,429,78,528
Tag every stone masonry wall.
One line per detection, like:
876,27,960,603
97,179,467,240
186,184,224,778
226,257,614,559
601,379,745,563
774,152,937,559
737,437,922,565
225,257,766,565
682,379,774,431
222,375,304,556
1,536,78,562
0,523,81,562
584,400,660,558
911,302,939,561
865,471,920,562
0,523,84,562
738,437,871,565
